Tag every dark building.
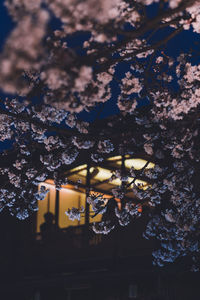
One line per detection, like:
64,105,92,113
0,155,200,300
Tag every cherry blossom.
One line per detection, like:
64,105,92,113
0,0,200,271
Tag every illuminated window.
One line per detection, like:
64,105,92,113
37,156,154,232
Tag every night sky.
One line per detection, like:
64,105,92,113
1,1,199,122
0,2,199,158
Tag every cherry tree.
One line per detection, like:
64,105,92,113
1,0,200,270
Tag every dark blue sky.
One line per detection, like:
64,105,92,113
0,2,14,51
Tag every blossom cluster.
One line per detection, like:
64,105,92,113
0,0,200,271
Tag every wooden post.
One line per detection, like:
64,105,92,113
121,154,125,173
85,163,90,226
121,154,126,209
55,189,59,227
47,191,50,212
84,162,91,246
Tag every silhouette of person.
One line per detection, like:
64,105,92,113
40,212,60,242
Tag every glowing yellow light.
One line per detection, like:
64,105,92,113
45,179,55,185
70,165,150,189
77,167,113,182
68,164,87,174
38,181,54,191
107,156,154,170
78,167,95,177
107,156,124,161
93,168,111,181
134,179,150,190
39,181,76,193
70,164,87,172
117,158,155,170
111,178,123,185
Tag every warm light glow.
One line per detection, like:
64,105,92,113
37,181,102,232
76,166,150,189
134,179,150,190
37,182,56,232
117,158,155,170
107,156,155,170
45,179,55,185
67,160,152,191
37,156,154,232
107,156,125,161
77,167,95,177
68,164,87,174
93,167,110,181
